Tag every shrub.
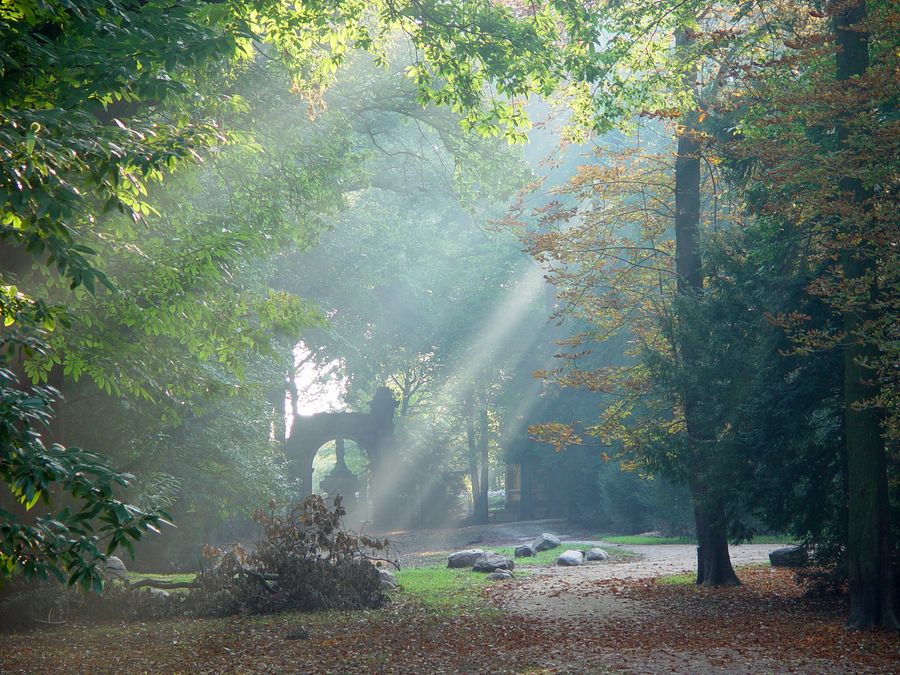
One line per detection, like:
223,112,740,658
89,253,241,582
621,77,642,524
187,495,392,616
1,495,393,630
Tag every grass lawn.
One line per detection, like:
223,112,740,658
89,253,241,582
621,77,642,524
4,562,897,674
600,534,797,546
656,572,696,585
392,565,495,612
489,543,634,566
656,562,773,586
126,571,196,585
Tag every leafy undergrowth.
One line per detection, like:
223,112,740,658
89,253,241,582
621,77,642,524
2,568,897,673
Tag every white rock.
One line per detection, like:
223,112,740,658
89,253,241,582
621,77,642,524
556,550,585,566
532,533,561,552
103,555,128,581
448,548,485,568
378,568,398,588
586,548,609,561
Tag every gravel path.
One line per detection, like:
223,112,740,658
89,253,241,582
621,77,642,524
380,518,592,568
500,542,774,620
382,520,777,621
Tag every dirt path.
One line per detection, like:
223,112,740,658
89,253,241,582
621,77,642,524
381,518,595,568
3,521,895,674
499,542,774,620
385,519,776,621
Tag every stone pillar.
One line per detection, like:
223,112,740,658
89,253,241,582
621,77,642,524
368,387,397,526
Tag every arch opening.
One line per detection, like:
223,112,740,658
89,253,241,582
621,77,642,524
283,387,397,525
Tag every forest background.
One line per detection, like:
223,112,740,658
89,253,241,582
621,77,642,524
0,0,896,629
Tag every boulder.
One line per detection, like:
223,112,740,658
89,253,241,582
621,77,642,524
103,556,128,581
586,548,609,561
472,552,515,573
556,550,585,566
769,545,807,568
486,571,513,581
448,548,485,568
378,569,398,589
514,544,535,558
532,533,561,552
149,588,170,600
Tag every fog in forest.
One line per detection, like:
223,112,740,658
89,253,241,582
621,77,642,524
2,1,897,665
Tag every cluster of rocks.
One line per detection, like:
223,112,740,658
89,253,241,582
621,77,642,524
447,533,611,579
510,531,560,559
554,548,610,566
448,549,515,579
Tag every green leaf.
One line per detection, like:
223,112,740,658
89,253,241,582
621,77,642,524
23,490,41,511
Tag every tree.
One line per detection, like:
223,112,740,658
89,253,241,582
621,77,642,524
832,0,896,630
0,0,390,584
392,0,772,584
29,59,370,569
406,1,895,598
715,0,898,626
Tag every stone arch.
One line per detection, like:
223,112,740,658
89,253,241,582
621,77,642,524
284,387,397,523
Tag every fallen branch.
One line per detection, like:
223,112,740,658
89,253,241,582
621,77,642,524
242,567,277,594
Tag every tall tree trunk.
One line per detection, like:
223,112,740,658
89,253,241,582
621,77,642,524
464,391,486,522
834,0,897,629
477,405,490,523
691,481,738,586
674,28,739,587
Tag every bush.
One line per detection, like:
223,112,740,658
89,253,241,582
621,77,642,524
186,494,391,616
1,495,393,631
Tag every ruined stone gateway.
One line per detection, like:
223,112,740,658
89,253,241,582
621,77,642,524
283,387,397,524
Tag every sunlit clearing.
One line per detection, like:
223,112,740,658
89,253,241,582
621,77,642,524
372,263,548,525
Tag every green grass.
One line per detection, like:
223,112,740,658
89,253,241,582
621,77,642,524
490,544,634,565
601,535,695,545
656,561,773,586
656,572,695,585
600,534,797,546
126,571,196,584
393,565,494,612
492,545,585,566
